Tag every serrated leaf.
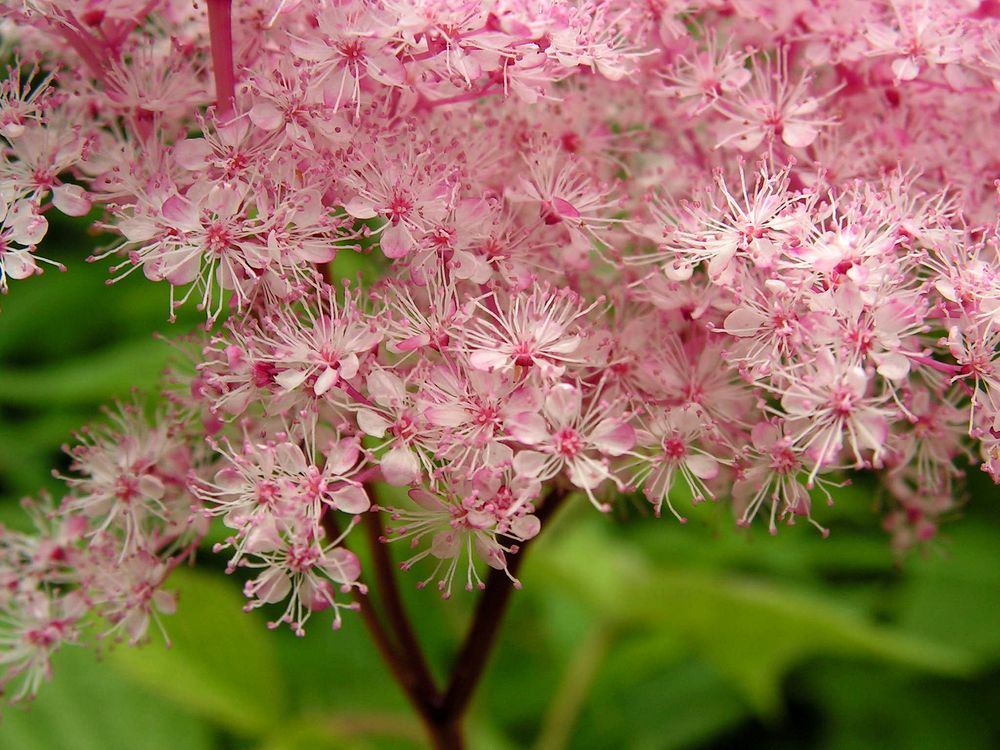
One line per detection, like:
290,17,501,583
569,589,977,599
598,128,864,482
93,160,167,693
109,566,288,736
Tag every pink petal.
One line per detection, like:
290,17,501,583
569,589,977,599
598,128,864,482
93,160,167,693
325,439,360,475
724,307,767,336
470,349,510,371
314,366,339,396
506,412,550,445
329,485,370,514
380,222,412,259
409,488,446,510
51,184,91,216
367,369,404,407
322,547,361,583
161,194,200,232
685,454,719,480
381,445,420,485
425,403,468,428
782,122,819,149
357,409,390,438
551,197,581,220
591,419,635,456
249,568,291,604
512,450,546,478
249,100,284,131
344,197,377,220
544,383,582,423
510,514,541,540
568,459,606,489
276,442,308,473
174,138,212,170
275,369,309,391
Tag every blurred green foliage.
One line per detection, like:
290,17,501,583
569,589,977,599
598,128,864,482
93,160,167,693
1,217,998,749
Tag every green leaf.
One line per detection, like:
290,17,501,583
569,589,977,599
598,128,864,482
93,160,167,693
532,519,976,717
796,661,1000,750
109,566,288,736
573,658,749,750
628,569,974,715
0,338,171,407
897,524,1000,660
0,647,212,750
256,712,427,750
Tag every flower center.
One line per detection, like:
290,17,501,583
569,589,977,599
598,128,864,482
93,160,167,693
555,427,583,457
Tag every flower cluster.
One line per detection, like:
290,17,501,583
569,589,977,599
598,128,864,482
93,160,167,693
1,0,999,701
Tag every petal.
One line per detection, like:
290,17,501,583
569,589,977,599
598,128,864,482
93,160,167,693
409,488,446,510
782,122,819,149
510,514,541,540
357,409,390,438
344,197,377,219
425,403,468,428
380,445,420,485
324,439,360,475
51,184,91,216
249,568,291,604
138,474,165,499
512,450,546,478
329,484,370,514
174,138,212,170
431,530,460,559
276,442,308,474
314,366,339,396
685,454,719,479
469,349,510,371
892,56,920,81
590,419,635,456
338,353,361,381
543,383,582,423
551,197,581,221
275,369,309,391
249,100,284,130
380,222,412,259
322,547,361,583
506,412,549,445
875,352,910,381
367,369,404,406
161,194,200,232
475,535,506,569
164,253,201,285
568,459,606,489
724,307,767,336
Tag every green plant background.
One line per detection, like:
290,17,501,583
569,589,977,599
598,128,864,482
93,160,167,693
1,214,998,749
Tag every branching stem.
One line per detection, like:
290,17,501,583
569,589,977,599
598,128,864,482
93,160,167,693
323,484,570,750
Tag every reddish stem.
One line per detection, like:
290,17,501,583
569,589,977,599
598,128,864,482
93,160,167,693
324,485,570,750
442,485,570,719
361,505,441,708
322,510,447,743
206,0,236,119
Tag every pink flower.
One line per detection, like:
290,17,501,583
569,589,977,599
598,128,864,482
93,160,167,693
463,286,600,379
780,350,891,481
506,383,635,510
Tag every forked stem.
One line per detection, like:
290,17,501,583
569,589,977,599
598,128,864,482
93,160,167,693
324,485,570,750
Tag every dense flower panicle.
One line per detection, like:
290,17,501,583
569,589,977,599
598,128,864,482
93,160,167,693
2,0,1000,701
